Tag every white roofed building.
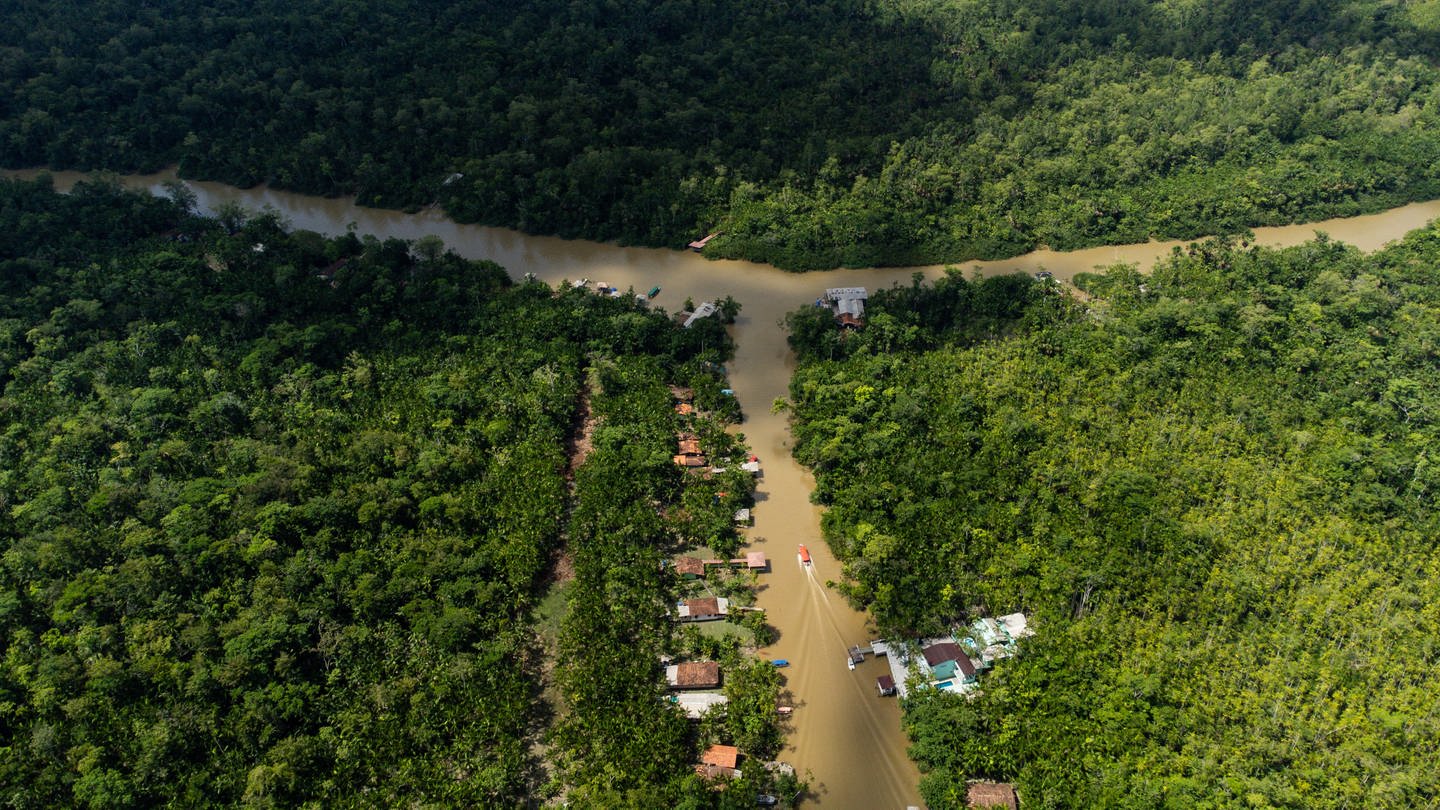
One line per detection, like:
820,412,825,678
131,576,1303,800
683,301,719,328
823,287,868,327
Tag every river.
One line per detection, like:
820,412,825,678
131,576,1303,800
12,168,1440,809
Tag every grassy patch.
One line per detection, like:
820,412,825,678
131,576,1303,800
535,578,574,648
695,619,756,646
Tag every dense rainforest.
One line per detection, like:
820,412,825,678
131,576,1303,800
7,1,1440,268
0,177,789,807
785,236,1440,806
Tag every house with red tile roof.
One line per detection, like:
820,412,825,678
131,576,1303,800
676,597,729,621
695,744,741,779
665,661,722,690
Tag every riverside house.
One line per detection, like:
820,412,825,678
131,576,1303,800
665,661,722,690
677,597,729,622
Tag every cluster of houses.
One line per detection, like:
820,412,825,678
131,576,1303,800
552,274,725,329
665,553,772,714
561,277,628,298
658,375,792,787
876,612,1032,699
672,388,707,466
670,388,762,485
669,557,771,622
671,383,707,466
668,552,781,767
665,625,794,784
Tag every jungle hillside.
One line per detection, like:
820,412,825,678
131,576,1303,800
7,1,1440,268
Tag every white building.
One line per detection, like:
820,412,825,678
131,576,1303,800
683,301,719,328
823,287,868,321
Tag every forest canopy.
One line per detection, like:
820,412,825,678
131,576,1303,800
5,1,1440,268
785,233,1440,806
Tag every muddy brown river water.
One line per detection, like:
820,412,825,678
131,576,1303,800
13,168,1440,809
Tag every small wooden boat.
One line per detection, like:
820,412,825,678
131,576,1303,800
647,285,662,298
770,659,790,668
777,706,793,715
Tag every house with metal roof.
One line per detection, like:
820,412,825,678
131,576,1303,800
971,617,1006,647
683,301,718,328
823,287,868,324
967,612,1034,668
922,641,978,684
670,691,728,719
878,636,981,697
876,615,1030,698
996,612,1032,641
876,674,897,697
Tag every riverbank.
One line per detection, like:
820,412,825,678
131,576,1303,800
12,167,1440,286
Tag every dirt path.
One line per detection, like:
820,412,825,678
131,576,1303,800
564,376,598,480
549,376,599,589
527,375,601,801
